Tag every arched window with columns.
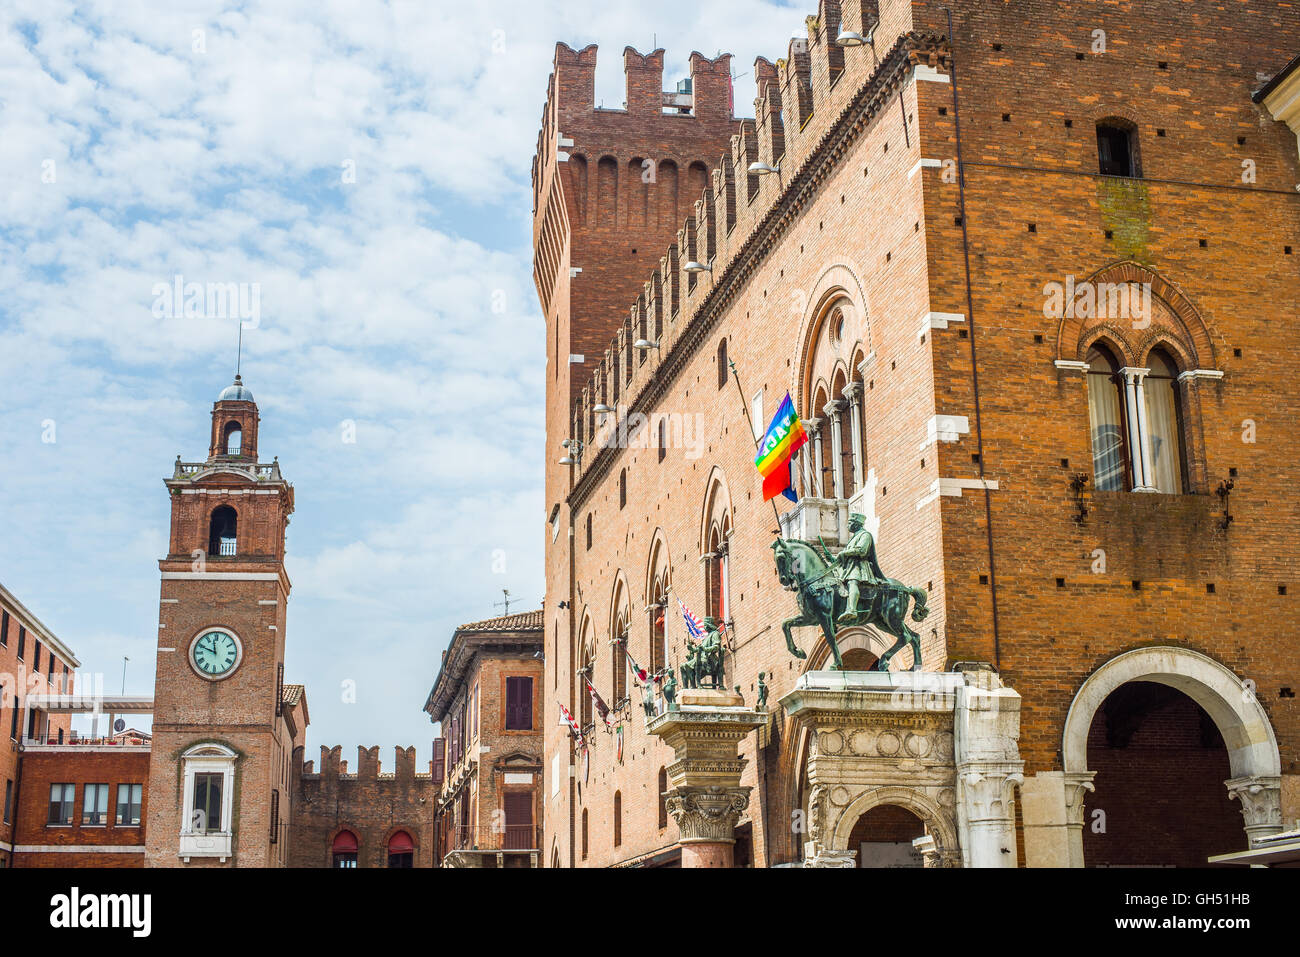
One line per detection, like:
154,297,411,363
797,293,869,504
610,579,630,705
1059,263,1220,496
701,471,732,625
645,535,671,673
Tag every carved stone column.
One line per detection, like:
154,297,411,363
799,418,819,497
1226,774,1284,846
1120,367,1154,491
647,688,766,867
824,399,847,500
954,669,1024,868
810,416,826,498
1063,771,1097,868
843,381,864,494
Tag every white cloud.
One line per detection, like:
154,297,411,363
0,0,807,757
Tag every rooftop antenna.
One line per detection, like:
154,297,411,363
235,321,243,379
493,589,513,616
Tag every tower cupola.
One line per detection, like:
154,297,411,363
208,374,260,461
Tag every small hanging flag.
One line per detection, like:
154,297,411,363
678,597,705,639
585,675,613,727
558,702,584,745
754,392,808,502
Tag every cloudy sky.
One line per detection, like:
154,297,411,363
0,0,803,762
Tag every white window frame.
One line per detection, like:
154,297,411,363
179,743,237,862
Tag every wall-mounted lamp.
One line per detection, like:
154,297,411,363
593,403,614,415
835,25,874,47
683,260,712,274
748,161,781,175
633,338,660,351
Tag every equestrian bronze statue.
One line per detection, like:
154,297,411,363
771,514,930,671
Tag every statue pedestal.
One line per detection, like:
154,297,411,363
780,668,1023,868
647,689,766,868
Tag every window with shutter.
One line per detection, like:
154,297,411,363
505,677,533,730
432,737,445,785
503,792,533,849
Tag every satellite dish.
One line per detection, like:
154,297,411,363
113,718,126,732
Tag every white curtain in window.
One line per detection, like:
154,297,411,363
1087,372,1127,491
1144,376,1184,493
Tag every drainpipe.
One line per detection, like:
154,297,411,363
945,7,1002,669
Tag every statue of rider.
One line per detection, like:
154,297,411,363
835,513,887,626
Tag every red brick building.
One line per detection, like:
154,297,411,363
10,695,152,867
534,0,1300,868
0,584,80,867
426,610,544,867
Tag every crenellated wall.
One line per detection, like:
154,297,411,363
290,745,435,868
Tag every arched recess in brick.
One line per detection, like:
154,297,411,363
608,573,631,704
596,155,618,225
1054,261,1221,370
577,611,595,726
564,153,587,226
698,467,733,623
643,530,672,672
1063,646,1282,860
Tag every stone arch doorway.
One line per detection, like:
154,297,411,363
1081,681,1242,866
1063,646,1283,866
846,803,926,868
830,786,960,868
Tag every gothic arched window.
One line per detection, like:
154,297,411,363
611,583,629,705
613,791,623,847
1144,348,1186,494
1086,343,1130,492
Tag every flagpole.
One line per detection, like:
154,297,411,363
728,359,784,531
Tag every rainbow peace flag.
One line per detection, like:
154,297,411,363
754,392,808,502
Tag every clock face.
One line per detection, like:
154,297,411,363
191,630,241,679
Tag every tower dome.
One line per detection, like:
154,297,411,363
218,375,254,403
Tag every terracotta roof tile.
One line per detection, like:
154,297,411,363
455,609,543,633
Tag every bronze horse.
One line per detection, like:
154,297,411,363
771,537,930,671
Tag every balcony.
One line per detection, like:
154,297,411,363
179,830,232,862
446,824,541,853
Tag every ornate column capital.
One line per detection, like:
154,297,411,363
665,785,750,844
1063,771,1097,828
958,763,1024,824
823,399,848,420
1226,775,1284,845
1119,366,1150,384
842,380,863,402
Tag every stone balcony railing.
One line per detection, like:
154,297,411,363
172,458,284,482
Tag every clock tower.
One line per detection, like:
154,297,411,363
145,376,302,867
